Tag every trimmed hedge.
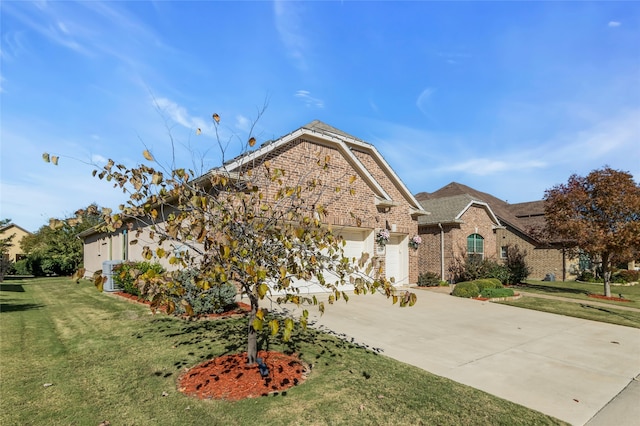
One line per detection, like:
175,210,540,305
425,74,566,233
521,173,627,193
451,281,480,298
475,278,503,292
480,288,515,298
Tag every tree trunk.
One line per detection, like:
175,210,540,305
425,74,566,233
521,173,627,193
602,252,612,298
246,293,259,365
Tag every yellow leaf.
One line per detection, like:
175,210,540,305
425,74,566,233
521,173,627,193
349,175,357,184
257,283,268,299
248,136,256,147
143,150,154,161
269,319,279,336
42,153,50,163
196,128,202,135
256,308,264,321
212,113,220,123
156,247,166,258
51,156,59,165
252,319,263,331
392,295,398,305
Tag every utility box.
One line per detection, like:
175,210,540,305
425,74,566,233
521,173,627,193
102,260,124,292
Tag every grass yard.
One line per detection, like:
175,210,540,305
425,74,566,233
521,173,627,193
519,280,640,309
0,277,566,425
498,280,640,329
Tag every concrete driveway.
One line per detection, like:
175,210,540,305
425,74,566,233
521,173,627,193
280,290,640,425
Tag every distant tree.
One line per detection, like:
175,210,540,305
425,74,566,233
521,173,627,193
544,167,640,297
44,112,415,365
21,206,102,276
0,218,15,282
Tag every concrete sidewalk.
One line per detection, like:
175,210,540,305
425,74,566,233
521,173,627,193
280,291,640,425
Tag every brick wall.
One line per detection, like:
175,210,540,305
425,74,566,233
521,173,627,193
235,137,420,283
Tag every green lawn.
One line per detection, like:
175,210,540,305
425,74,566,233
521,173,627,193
0,277,566,425
518,279,640,309
498,280,640,328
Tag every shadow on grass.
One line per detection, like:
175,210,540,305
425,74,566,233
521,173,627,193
579,303,639,323
0,283,25,292
517,283,588,295
137,310,377,371
0,300,44,313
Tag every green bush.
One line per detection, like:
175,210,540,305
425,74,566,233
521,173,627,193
170,269,237,315
615,270,640,283
12,259,30,275
480,288,515,298
113,261,165,296
475,278,502,292
417,272,442,287
504,245,531,284
451,281,480,298
487,263,510,284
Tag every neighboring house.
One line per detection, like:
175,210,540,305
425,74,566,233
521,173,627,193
80,120,429,292
415,182,574,282
0,223,31,262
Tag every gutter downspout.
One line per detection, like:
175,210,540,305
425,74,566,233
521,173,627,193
438,223,445,281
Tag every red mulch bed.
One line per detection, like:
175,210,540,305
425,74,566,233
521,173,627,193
178,351,308,401
588,294,631,302
112,291,251,318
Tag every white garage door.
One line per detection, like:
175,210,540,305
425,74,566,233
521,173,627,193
385,235,408,285
271,229,369,295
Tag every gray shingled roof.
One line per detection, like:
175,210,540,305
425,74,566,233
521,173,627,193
418,194,500,226
301,120,365,143
416,182,528,233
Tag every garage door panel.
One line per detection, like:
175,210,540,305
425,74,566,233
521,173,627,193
270,229,370,295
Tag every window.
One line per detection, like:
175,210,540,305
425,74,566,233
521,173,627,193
467,234,484,261
500,246,508,259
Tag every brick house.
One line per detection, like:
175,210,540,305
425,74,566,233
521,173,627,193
415,182,574,282
80,120,429,292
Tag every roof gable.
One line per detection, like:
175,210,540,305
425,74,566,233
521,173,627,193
219,120,427,213
418,194,501,226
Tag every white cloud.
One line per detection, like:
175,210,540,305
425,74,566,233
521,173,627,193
439,158,546,176
416,87,436,116
608,21,621,27
153,97,210,135
273,1,308,69
91,154,108,164
295,90,324,108
235,115,251,133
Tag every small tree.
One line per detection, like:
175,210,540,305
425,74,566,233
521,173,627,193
544,167,640,297
46,113,416,364
503,245,530,284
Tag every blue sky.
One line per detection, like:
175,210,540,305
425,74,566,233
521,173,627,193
1,1,639,232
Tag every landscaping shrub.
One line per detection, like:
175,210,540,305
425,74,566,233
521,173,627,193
417,272,442,287
480,287,515,299
487,263,510,285
615,270,640,283
113,261,165,296
450,257,509,284
451,281,480,298
169,269,237,315
12,259,30,275
577,270,599,282
475,278,502,292
503,245,531,284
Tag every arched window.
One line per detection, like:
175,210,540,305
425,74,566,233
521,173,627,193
467,234,484,262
